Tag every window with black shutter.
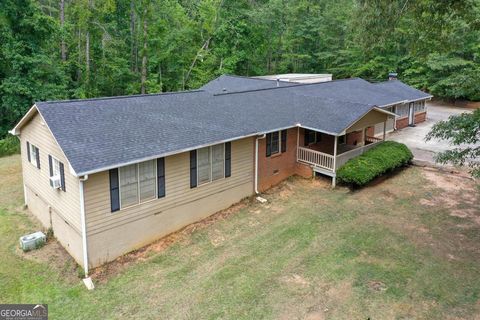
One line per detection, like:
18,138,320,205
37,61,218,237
27,142,40,169
266,131,281,157
281,130,287,153
109,169,120,212
225,142,231,177
27,141,31,162
266,133,272,157
59,162,65,191
157,157,165,198
190,150,197,188
48,155,53,187
48,155,65,191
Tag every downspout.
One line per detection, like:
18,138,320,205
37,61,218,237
255,134,266,194
79,175,89,277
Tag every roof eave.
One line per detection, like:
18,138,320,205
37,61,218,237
10,104,38,135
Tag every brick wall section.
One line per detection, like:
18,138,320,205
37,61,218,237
366,126,375,137
396,117,409,129
396,111,427,129
346,130,363,146
305,131,335,154
257,127,312,192
415,111,426,123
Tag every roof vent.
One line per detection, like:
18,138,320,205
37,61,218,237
222,88,227,92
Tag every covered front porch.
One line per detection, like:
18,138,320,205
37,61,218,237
296,108,393,185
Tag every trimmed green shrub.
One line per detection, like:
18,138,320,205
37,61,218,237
337,141,413,187
0,135,20,157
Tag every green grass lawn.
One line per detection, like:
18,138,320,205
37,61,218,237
1,154,479,319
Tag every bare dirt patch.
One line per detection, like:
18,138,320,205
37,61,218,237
19,239,80,283
90,196,254,282
281,273,310,288
420,168,479,224
422,167,475,193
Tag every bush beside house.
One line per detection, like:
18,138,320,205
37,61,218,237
337,141,413,187
0,135,20,157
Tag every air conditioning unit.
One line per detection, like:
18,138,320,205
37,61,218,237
50,175,61,189
19,231,46,251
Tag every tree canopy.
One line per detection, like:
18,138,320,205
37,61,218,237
426,109,480,177
1,0,479,137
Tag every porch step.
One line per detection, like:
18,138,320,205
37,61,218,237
313,166,336,177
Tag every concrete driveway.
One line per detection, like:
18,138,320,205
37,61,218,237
387,102,474,164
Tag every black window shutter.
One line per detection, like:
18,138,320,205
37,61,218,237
36,148,41,169
304,129,310,146
266,133,272,157
59,162,65,191
225,142,231,177
26,141,31,162
281,130,287,153
109,169,120,212
157,158,165,198
190,150,197,188
48,155,53,187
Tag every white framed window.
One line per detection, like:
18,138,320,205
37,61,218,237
396,104,409,117
51,156,61,178
414,100,425,113
270,131,280,154
119,159,157,209
197,144,225,186
29,143,39,168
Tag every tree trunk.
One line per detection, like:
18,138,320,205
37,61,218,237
130,0,136,72
140,6,148,94
60,0,66,61
86,31,90,83
77,28,82,81
158,64,162,92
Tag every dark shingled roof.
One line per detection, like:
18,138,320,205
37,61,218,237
374,80,432,101
200,74,296,93
26,76,430,176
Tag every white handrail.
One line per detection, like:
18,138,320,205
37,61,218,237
297,140,384,172
297,147,334,171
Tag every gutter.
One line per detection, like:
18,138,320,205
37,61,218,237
254,134,266,194
79,175,94,290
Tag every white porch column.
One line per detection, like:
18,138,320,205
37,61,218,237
332,135,338,187
383,121,387,141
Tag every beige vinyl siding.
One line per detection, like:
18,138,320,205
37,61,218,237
346,109,390,133
19,112,83,265
84,137,254,267
20,112,81,232
374,118,395,136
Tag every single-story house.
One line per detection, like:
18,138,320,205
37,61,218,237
10,75,431,273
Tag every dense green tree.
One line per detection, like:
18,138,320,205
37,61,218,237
426,109,480,177
0,0,479,139
0,0,67,137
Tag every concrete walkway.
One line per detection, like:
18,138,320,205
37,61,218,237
387,102,474,164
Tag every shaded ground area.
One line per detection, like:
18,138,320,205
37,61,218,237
387,102,475,164
1,155,479,319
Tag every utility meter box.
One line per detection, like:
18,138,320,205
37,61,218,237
19,231,46,251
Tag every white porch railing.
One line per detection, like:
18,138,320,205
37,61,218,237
297,147,335,171
365,135,383,144
297,139,383,172
335,140,382,170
